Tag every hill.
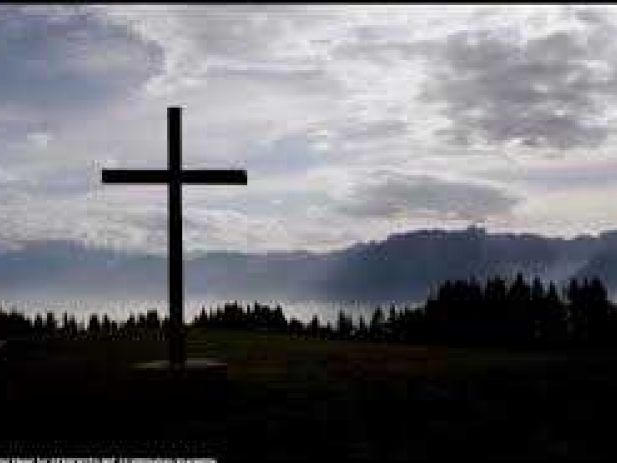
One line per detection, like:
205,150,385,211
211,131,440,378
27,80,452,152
2,227,617,302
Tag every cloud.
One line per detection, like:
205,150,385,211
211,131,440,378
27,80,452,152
337,171,520,221
422,6,617,150
4,5,617,255
26,131,52,149
0,185,251,255
0,6,162,118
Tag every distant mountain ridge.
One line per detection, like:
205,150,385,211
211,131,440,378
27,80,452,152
2,227,617,303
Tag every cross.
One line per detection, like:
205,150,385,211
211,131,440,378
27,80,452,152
101,107,247,369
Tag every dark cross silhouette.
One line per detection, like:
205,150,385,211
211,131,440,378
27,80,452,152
101,107,247,368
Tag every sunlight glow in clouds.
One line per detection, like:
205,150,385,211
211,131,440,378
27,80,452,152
2,5,617,254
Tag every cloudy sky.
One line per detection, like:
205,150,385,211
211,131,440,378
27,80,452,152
3,4,617,255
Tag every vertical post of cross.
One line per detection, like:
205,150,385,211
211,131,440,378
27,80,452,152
168,107,185,368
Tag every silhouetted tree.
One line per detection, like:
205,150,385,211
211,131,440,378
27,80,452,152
288,318,304,337
33,313,44,339
44,312,57,337
336,310,353,340
309,315,321,339
145,310,162,339
369,307,385,341
537,282,567,347
585,277,610,346
356,315,368,341
102,314,112,339
88,314,100,338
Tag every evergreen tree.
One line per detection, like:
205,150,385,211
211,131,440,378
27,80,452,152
586,277,610,345
506,273,532,345
102,314,112,339
45,312,57,337
386,305,398,339
146,310,161,332
530,277,545,342
567,278,586,344
309,315,320,338
88,313,101,338
336,310,353,340
288,318,304,337
33,313,44,339
356,315,368,341
62,312,70,337
369,307,385,341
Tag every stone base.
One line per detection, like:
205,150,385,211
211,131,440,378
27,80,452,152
126,357,228,414
133,358,227,374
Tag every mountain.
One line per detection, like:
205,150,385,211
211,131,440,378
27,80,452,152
1,227,617,303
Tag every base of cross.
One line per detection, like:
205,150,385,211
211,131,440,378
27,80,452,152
127,358,228,414
133,358,227,373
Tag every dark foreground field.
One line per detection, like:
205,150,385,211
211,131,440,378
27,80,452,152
1,329,614,461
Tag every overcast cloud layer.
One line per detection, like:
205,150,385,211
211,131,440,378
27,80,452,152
3,5,617,254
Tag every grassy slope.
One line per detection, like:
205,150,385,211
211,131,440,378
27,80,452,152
2,329,615,460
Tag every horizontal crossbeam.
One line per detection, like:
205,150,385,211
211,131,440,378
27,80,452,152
102,169,247,185
181,170,247,184
102,169,168,184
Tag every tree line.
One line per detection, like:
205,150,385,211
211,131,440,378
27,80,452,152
0,309,167,341
1,274,616,348
193,274,617,347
